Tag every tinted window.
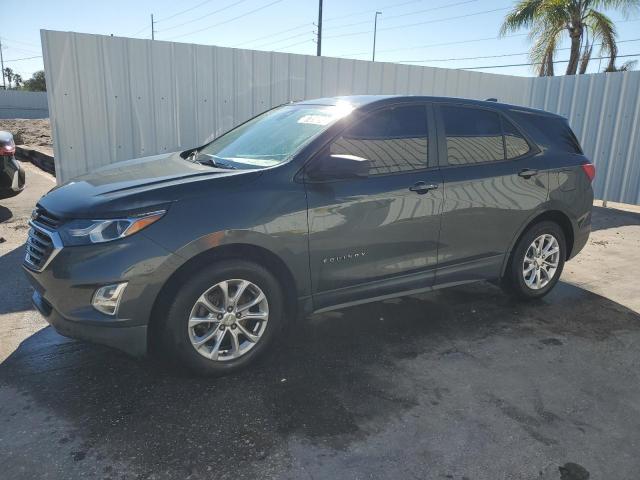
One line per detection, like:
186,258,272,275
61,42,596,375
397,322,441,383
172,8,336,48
441,106,504,165
330,105,428,175
508,110,582,154
503,117,531,159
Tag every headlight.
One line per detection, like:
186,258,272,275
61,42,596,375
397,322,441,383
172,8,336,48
59,210,166,246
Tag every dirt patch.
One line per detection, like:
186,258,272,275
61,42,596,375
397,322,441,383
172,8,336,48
0,119,52,148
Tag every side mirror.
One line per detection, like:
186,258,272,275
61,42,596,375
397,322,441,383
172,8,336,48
307,153,371,181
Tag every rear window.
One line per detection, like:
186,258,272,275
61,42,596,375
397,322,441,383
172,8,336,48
508,110,582,154
441,106,504,165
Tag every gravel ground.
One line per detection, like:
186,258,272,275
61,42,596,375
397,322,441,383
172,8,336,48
1,174,639,480
0,118,52,147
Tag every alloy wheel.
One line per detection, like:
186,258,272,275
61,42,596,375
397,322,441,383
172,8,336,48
188,279,269,361
522,233,560,290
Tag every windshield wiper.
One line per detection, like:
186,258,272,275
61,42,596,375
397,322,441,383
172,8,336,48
194,154,237,170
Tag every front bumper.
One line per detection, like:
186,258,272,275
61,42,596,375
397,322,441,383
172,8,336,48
23,231,183,357
32,289,148,356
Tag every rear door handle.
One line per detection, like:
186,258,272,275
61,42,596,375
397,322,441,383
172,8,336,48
409,181,439,195
518,168,539,179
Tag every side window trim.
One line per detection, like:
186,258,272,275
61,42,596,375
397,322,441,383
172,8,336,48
435,102,541,168
304,102,437,182
435,102,505,168
499,112,540,160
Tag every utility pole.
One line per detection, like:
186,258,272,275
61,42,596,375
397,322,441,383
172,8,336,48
151,14,156,40
372,11,382,62
316,0,323,56
0,38,5,90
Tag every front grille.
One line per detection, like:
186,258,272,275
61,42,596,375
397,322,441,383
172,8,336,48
24,207,63,272
32,207,62,230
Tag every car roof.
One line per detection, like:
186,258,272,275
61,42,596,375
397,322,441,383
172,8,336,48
294,95,564,119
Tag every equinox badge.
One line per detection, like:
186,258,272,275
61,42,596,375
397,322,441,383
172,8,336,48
323,251,367,264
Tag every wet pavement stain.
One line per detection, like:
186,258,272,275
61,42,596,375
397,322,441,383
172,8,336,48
2,280,640,479
559,462,590,480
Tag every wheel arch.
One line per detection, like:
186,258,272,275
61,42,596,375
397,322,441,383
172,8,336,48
501,209,575,277
148,243,299,351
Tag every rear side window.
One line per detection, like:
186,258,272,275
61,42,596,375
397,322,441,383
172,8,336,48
502,117,531,159
508,110,582,154
330,105,429,175
441,106,504,165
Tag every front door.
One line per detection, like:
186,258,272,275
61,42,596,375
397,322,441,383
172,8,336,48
304,103,443,310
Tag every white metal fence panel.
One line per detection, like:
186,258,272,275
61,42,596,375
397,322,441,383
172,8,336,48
42,30,640,205
0,90,48,119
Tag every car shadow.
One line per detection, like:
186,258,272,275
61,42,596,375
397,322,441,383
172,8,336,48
1,280,639,478
0,244,32,314
592,205,640,231
0,205,12,223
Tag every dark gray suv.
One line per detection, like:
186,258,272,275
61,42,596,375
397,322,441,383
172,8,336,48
23,96,594,375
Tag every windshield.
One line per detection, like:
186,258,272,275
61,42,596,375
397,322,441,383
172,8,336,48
195,103,353,169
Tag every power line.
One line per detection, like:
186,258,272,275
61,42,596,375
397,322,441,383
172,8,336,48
460,52,640,70
3,55,43,62
324,6,511,40
231,0,434,50
396,38,640,63
1,44,41,56
232,23,311,47
335,17,640,58
323,0,480,32
158,0,250,33
337,33,527,58
127,24,150,37
155,0,216,23
255,0,490,50
324,0,422,23
166,0,284,40
275,37,315,51
0,37,39,48
252,28,314,49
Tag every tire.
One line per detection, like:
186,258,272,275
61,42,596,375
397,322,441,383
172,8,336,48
159,259,284,376
502,221,566,300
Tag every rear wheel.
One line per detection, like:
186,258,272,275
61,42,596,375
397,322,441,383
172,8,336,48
160,260,284,376
502,221,566,300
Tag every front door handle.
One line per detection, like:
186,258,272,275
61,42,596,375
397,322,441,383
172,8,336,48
409,181,439,195
518,168,539,179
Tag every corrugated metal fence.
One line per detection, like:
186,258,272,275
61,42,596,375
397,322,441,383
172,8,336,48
41,30,640,204
0,90,49,119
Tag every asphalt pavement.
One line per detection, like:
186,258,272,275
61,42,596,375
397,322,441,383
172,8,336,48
1,163,639,480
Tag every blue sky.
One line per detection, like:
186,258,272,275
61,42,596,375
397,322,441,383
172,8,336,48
2,0,639,81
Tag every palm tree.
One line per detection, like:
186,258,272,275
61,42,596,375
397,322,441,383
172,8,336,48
605,59,638,70
500,0,640,76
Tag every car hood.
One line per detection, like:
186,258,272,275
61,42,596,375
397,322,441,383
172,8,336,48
38,152,262,218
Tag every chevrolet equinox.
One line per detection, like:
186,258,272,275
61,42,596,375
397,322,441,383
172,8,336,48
23,96,594,375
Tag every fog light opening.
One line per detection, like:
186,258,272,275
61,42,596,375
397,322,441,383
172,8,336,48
92,282,128,316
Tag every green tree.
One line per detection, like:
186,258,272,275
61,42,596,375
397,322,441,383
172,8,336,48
500,0,640,76
22,70,46,91
3,67,14,88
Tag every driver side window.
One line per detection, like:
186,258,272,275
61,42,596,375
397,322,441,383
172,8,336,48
330,105,429,176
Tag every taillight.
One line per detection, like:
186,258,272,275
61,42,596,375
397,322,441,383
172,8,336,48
581,163,595,182
0,138,15,155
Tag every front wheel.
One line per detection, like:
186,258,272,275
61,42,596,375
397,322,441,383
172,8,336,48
502,221,566,300
160,259,284,376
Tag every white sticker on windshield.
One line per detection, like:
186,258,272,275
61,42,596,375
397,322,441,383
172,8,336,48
298,114,333,126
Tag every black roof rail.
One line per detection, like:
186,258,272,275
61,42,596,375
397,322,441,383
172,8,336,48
485,98,498,102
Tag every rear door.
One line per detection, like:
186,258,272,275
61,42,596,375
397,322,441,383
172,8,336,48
304,103,443,310
435,103,549,284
